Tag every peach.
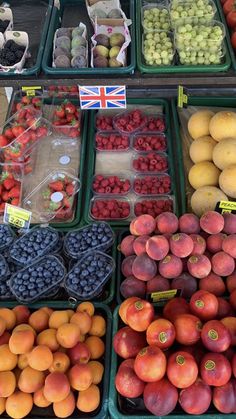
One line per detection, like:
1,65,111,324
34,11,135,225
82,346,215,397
33,387,51,408
49,352,70,373
88,361,104,384
17,353,29,370
190,290,219,321
9,330,35,355
230,289,236,310
146,275,170,293
0,371,16,397
0,345,17,371
201,320,231,352
0,331,10,345
223,213,236,234
179,213,200,234
190,234,206,255
77,302,95,317
126,300,154,332
115,359,145,398
187,254,211,279
0,308,16,330
156,212,179,234
28,309,49,332
70,312,92,335
221,317,236,345
12,306,30,325
146,318,175,349
167,351,198,389
120,276,146,299
6,391,33,419
18,367,44,393
226,272,236,293
118,297,141,325
213,379,236,413
146,235,169,260
53,391,75,418
56,323,80,348
159,254,183,279
143,378,178,416
199,272,226,296
0,397,5,414
222,234,236,258
28,345,53,371
179,378,212,414
113,326,146,359
169,233,194,258
89,315,106,337
132,254,157,281
77,384,100,413
133,235,150,256
217,298,233,319
36,328,59,352
49,311,70,329
121,255,136,277
85,336,105,360
68,364,93,391
207,233,226,254
200,211,224,234
120,235,135,256
43,372,70,403
212,251,235,276
163,297,190,322
171,273,197,298
130,214,156,236
68,342,91,365
0,317,6,336
66,310,74,320
200,353,232,386
174,313,202,345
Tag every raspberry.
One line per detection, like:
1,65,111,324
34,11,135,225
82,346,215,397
93,175,131,195
134,198,173,217
95,132,129,151
133,134,167,152
91,199,130,220
133,153,168,173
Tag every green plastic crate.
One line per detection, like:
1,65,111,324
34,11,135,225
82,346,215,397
42,0,135,75
82,98,182,228
0,301,112,419
216,0,236,71
136,0,231,73
171,95,236,215
0,0,53,77
109,305,232,419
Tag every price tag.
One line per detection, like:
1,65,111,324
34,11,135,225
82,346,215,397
3,204,32,231
178,85,188,108
215,200,236,214
148,289,180,303
79,85,126,110
21,86,42,97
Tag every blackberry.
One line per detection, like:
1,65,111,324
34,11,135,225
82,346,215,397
65,251,114,300
64,222,114,259
4,40,16,50
5,51,16,65
15,50,24,60
0,20,10,33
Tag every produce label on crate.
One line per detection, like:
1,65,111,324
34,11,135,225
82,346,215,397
3,204,32,230
215,200,236,214
21,86,42,97
148,289,180,303
178,85,188,108
79,85,126,109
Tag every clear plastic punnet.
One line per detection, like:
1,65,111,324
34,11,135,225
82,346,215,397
63,222,115,260
89,196,131,221
170,0,216,27
95,131,130,151
0,255,9,280
132,151,169,173
133,173,172,195
132,132,167,152
113,109,148,134
9,255,66,303
10,226,60,266
142,4,171,32
0,224,16,250
0,105,52,162
64,250,115,300
134,195,175,217
23,170,80,222
92,172,132,196
0,162,24,215
142,30,175,66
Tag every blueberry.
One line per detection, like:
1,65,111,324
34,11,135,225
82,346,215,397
0,225,15,249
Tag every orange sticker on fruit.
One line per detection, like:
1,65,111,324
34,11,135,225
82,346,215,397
149,289,180,303
3,204,31,230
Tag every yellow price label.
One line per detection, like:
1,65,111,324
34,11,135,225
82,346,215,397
21,86,42,97
150,289,179,303
178,85,188,108
4,204,32,230
215,200,236,214
8,216,25,228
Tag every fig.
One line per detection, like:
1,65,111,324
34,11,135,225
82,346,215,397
109,46,121,58
93,45,109,58
54,47,71,59
71,46,86,57
56,28,71,38
95,34,110,48
71,56,87,68
93,56,108,67
72,27,83,38
71,36,86,49
54,55,71,68
91,8,107,19
55,36,71,51
109,58,122,67
110,33,125,47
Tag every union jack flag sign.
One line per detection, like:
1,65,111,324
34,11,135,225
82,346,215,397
79,85,126,110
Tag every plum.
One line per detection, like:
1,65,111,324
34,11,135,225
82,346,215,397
171,273,197,298
146,235,169,260
146,275,170,293
121,256,136,277
132,254,157,281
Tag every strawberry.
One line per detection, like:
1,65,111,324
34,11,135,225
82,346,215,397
0,203,5,212
16,103,24,111
4,128,14,140
66,113,75,123
2,191,9,202
21,96,31,105
26,118,38,130
8,145,22,159
0,185,2,196
36,126,48,138
17,132,31,145
11,198,19,206
2,176,15,191
32,97,42,108
63,197,72,208
55,106,65,119
55,208,68,219
7,186,20,199
71,119,80,129
69,128,79,138
66,183,74,196
16,109,27,120
49,180,64,191
0,135,8,147
64,101,76,114
12,126,25,138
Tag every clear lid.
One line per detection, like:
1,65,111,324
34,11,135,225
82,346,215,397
142,4,171,32
23,170,80,222
90,196,131,221
131,132,167,152
64,250,115,301
95,131,130,151
113,109,148,135
48,97,82,139
134,195,175,217
0,106,52,162
132,151,169,173
10,225,60,266
133,173,172,195
92,172,132,196
142,31,175,66
0,162,24,215
9,255,66,303
64,222,115,260
170,0,216,27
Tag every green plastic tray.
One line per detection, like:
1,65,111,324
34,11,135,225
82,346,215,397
42,0,135,75
216,0,236,71
0,0,53,77
0,301,112,419
109,305,233,419
136,0,231,74
171,95,236,215
82,98,181,228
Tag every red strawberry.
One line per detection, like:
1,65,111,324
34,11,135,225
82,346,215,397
0,203,5,212
7,186,20,199
66,183,74,196
16,103,24,111
12,126,25,138
2,177,15,190
36,126,48,138
2,191,9,202
21,96,31,105
64,101,76,114
63,197,72,208
0,135,8,147
0,185,2,195
49,180,64,191
11,198,20,206
32,97,42,108
55,106,65,119
26,118,38,130
69,128,79,138
66,114,75,123
4,128,14,140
